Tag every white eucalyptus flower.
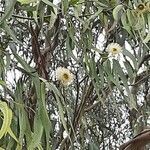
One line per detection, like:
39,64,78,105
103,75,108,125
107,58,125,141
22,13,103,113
106,43,122,55
56,67,74,86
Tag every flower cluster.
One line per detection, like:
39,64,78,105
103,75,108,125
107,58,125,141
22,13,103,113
106,43,122,56
56,67,74,86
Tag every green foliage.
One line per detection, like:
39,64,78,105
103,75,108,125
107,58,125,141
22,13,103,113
0,101,18,149
0,0,149,149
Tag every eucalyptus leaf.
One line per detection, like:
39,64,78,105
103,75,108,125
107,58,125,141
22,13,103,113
0,0,16,24
113,4,123,21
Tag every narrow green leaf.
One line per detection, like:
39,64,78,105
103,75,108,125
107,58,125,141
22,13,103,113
143,32,150,43
48,8,58,30
87,7,103,21
2,22,22,45
0,80,6,86
49,84,69,132
123,49,138,70
24,114,32,147
8,127,19,143
42,0,59,9
40,79,71,141
0,101,12,139
134,16,145,30
10,44,35,73
113,4,123,21
66,36,79,63
70,0,79,5
124,60,134,79
126,9,136,27
62,0,69,15
98,65,105,86
121,12,132,34
37,144,44,150
15,80,27,149
28,113,43,150
113,59,128,87
40,82,52,150
89,143,99,150
103,59,121,89
6,138,15,150
0,0,16,24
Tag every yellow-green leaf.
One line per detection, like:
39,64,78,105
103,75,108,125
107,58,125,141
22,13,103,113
8,127,19,143
0,101,12,139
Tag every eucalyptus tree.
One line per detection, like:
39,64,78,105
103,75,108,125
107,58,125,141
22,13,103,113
0,0,149,149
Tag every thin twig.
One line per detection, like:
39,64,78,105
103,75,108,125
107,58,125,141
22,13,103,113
0,10,52,20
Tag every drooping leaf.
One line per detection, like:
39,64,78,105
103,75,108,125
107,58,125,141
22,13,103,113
0,0,16,24
40,78,71,142
42,0,59,9
123,49,138,71
61,0,69,15
113,4,124,21
28,112,43,149
0,101,14,140
2,23,22,45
